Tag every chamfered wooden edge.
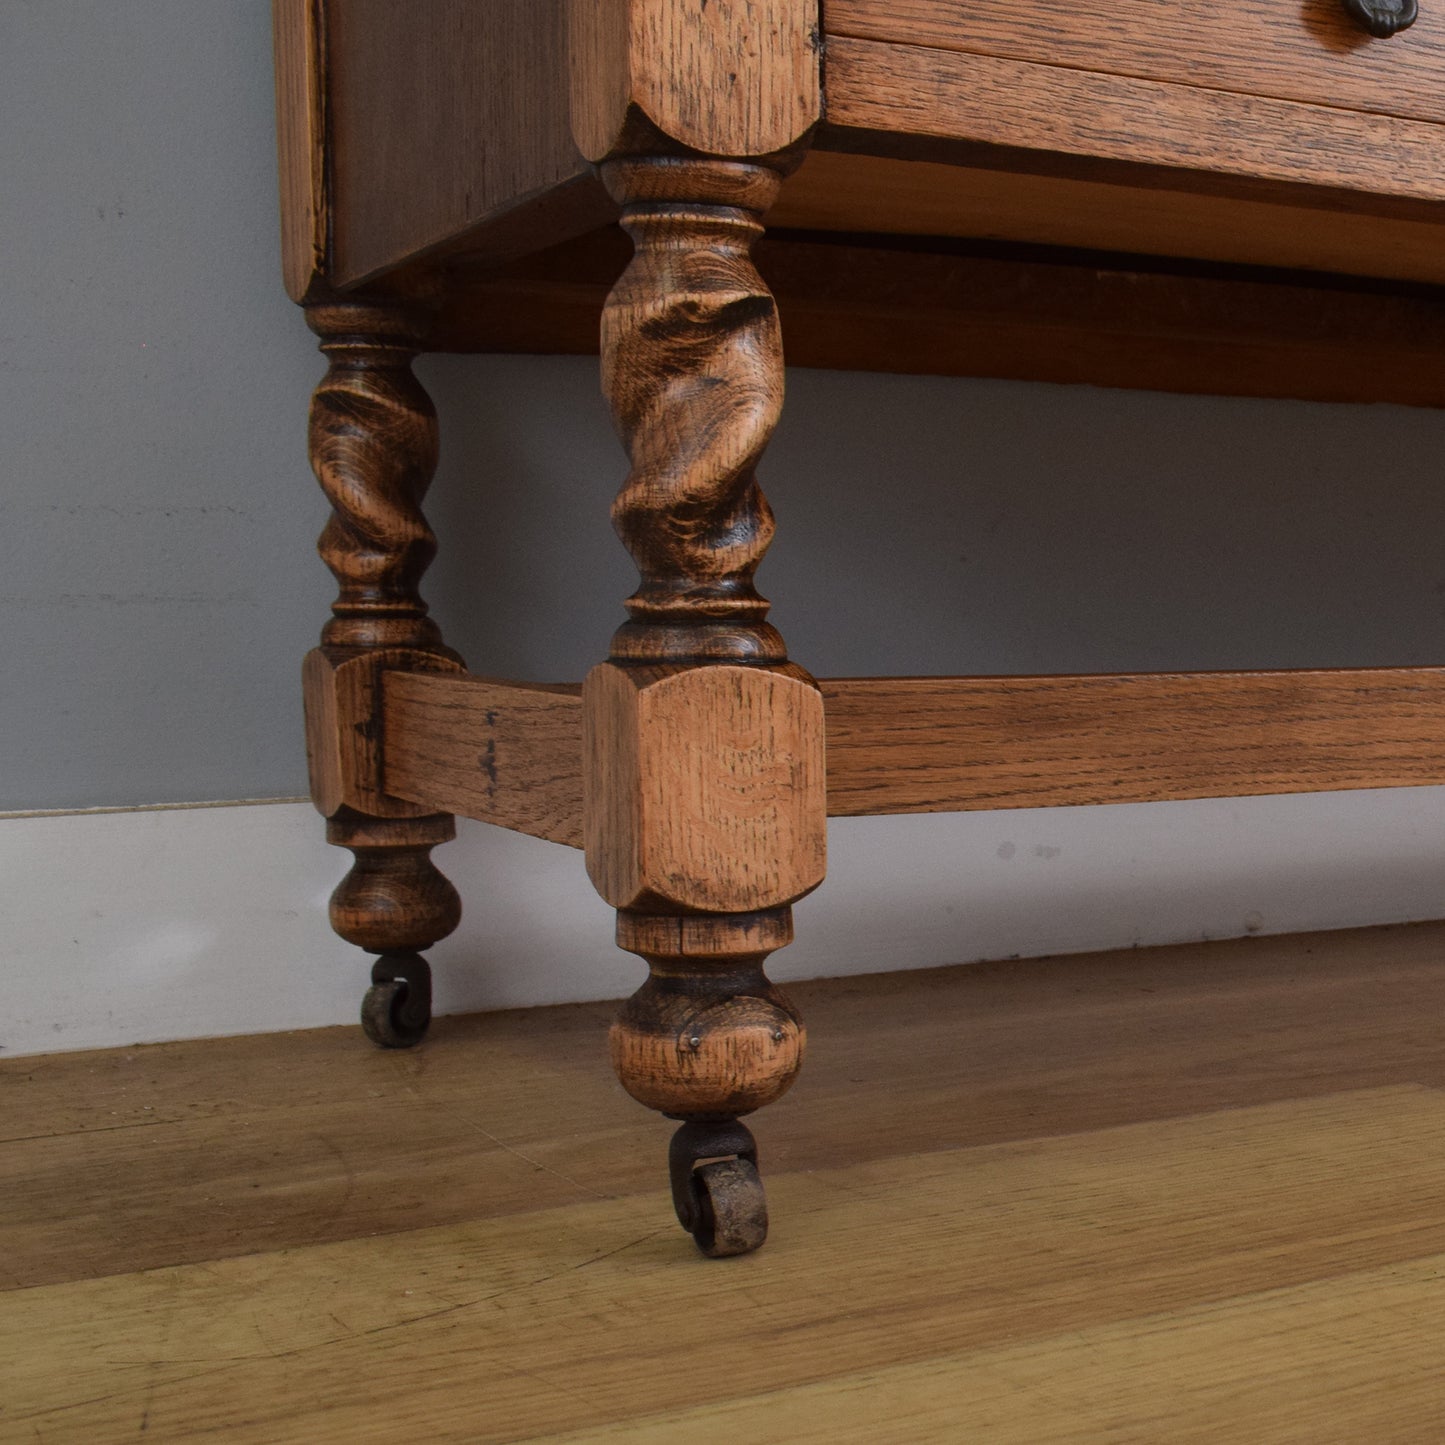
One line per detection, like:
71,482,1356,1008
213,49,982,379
376,666,1445,845
425,228,1445,409
273,0,328,300
303,648,463,820
580,662,828,914
568,0,821,162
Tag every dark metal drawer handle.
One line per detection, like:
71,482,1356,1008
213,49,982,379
1342,0,1418,37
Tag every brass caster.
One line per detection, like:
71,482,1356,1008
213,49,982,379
360,951,432,1048
670,1119,769,1258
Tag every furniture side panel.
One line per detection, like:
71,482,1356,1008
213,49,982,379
326,0,600,285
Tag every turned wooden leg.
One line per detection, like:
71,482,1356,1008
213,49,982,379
302,298,463,1048
583,157,827,1255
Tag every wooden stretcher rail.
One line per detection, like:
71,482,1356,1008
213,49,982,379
820,668,1445,815
383,672,586,847
382,667,1445,846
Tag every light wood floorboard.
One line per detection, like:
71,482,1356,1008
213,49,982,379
5,922,1445,1439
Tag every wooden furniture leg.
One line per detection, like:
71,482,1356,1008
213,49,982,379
583,157,828,1256
302,299,463,1048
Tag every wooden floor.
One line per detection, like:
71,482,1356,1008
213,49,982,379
6,924,1445,1441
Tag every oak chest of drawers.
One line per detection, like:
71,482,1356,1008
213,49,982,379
273,0,1445,1256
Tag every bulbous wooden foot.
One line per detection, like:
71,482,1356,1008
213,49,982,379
610,911,803,1257
329,817,460,1050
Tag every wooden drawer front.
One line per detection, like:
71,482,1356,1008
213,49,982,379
822,37,1445,212
825,0,1445,127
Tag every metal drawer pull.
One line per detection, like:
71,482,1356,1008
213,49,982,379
1342,0,1418,36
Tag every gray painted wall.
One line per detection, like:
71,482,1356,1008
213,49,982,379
8,1,1445,814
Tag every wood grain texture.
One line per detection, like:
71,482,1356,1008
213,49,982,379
306,301,455,657
532,1247,1445,1441
9,1107,1445,1440
325,812,460,954
303,647,461,819
583,662,827,912
826,0,1445,127
325,0,605,287
600,156,793,663
8,923,1445,1287
272,0,327,300
279,1,1445,292
757,236,1445,405
824,36,1445,217
821,668,1445,815
610,909,806,1118
589,145,801,976
431,226,1445,407
589,151,825,1201
9,921,1445,1438
368,666,1445,834
303,300,462,1005
382,672,585,847
569,0,820,161
775,149,1445,288
583,162,819,1167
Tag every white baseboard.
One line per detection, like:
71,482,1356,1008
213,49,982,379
6,790,1445,1057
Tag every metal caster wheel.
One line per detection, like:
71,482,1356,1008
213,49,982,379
670,1118,768,1257
688,1157,768,1258
360,952,432,1048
